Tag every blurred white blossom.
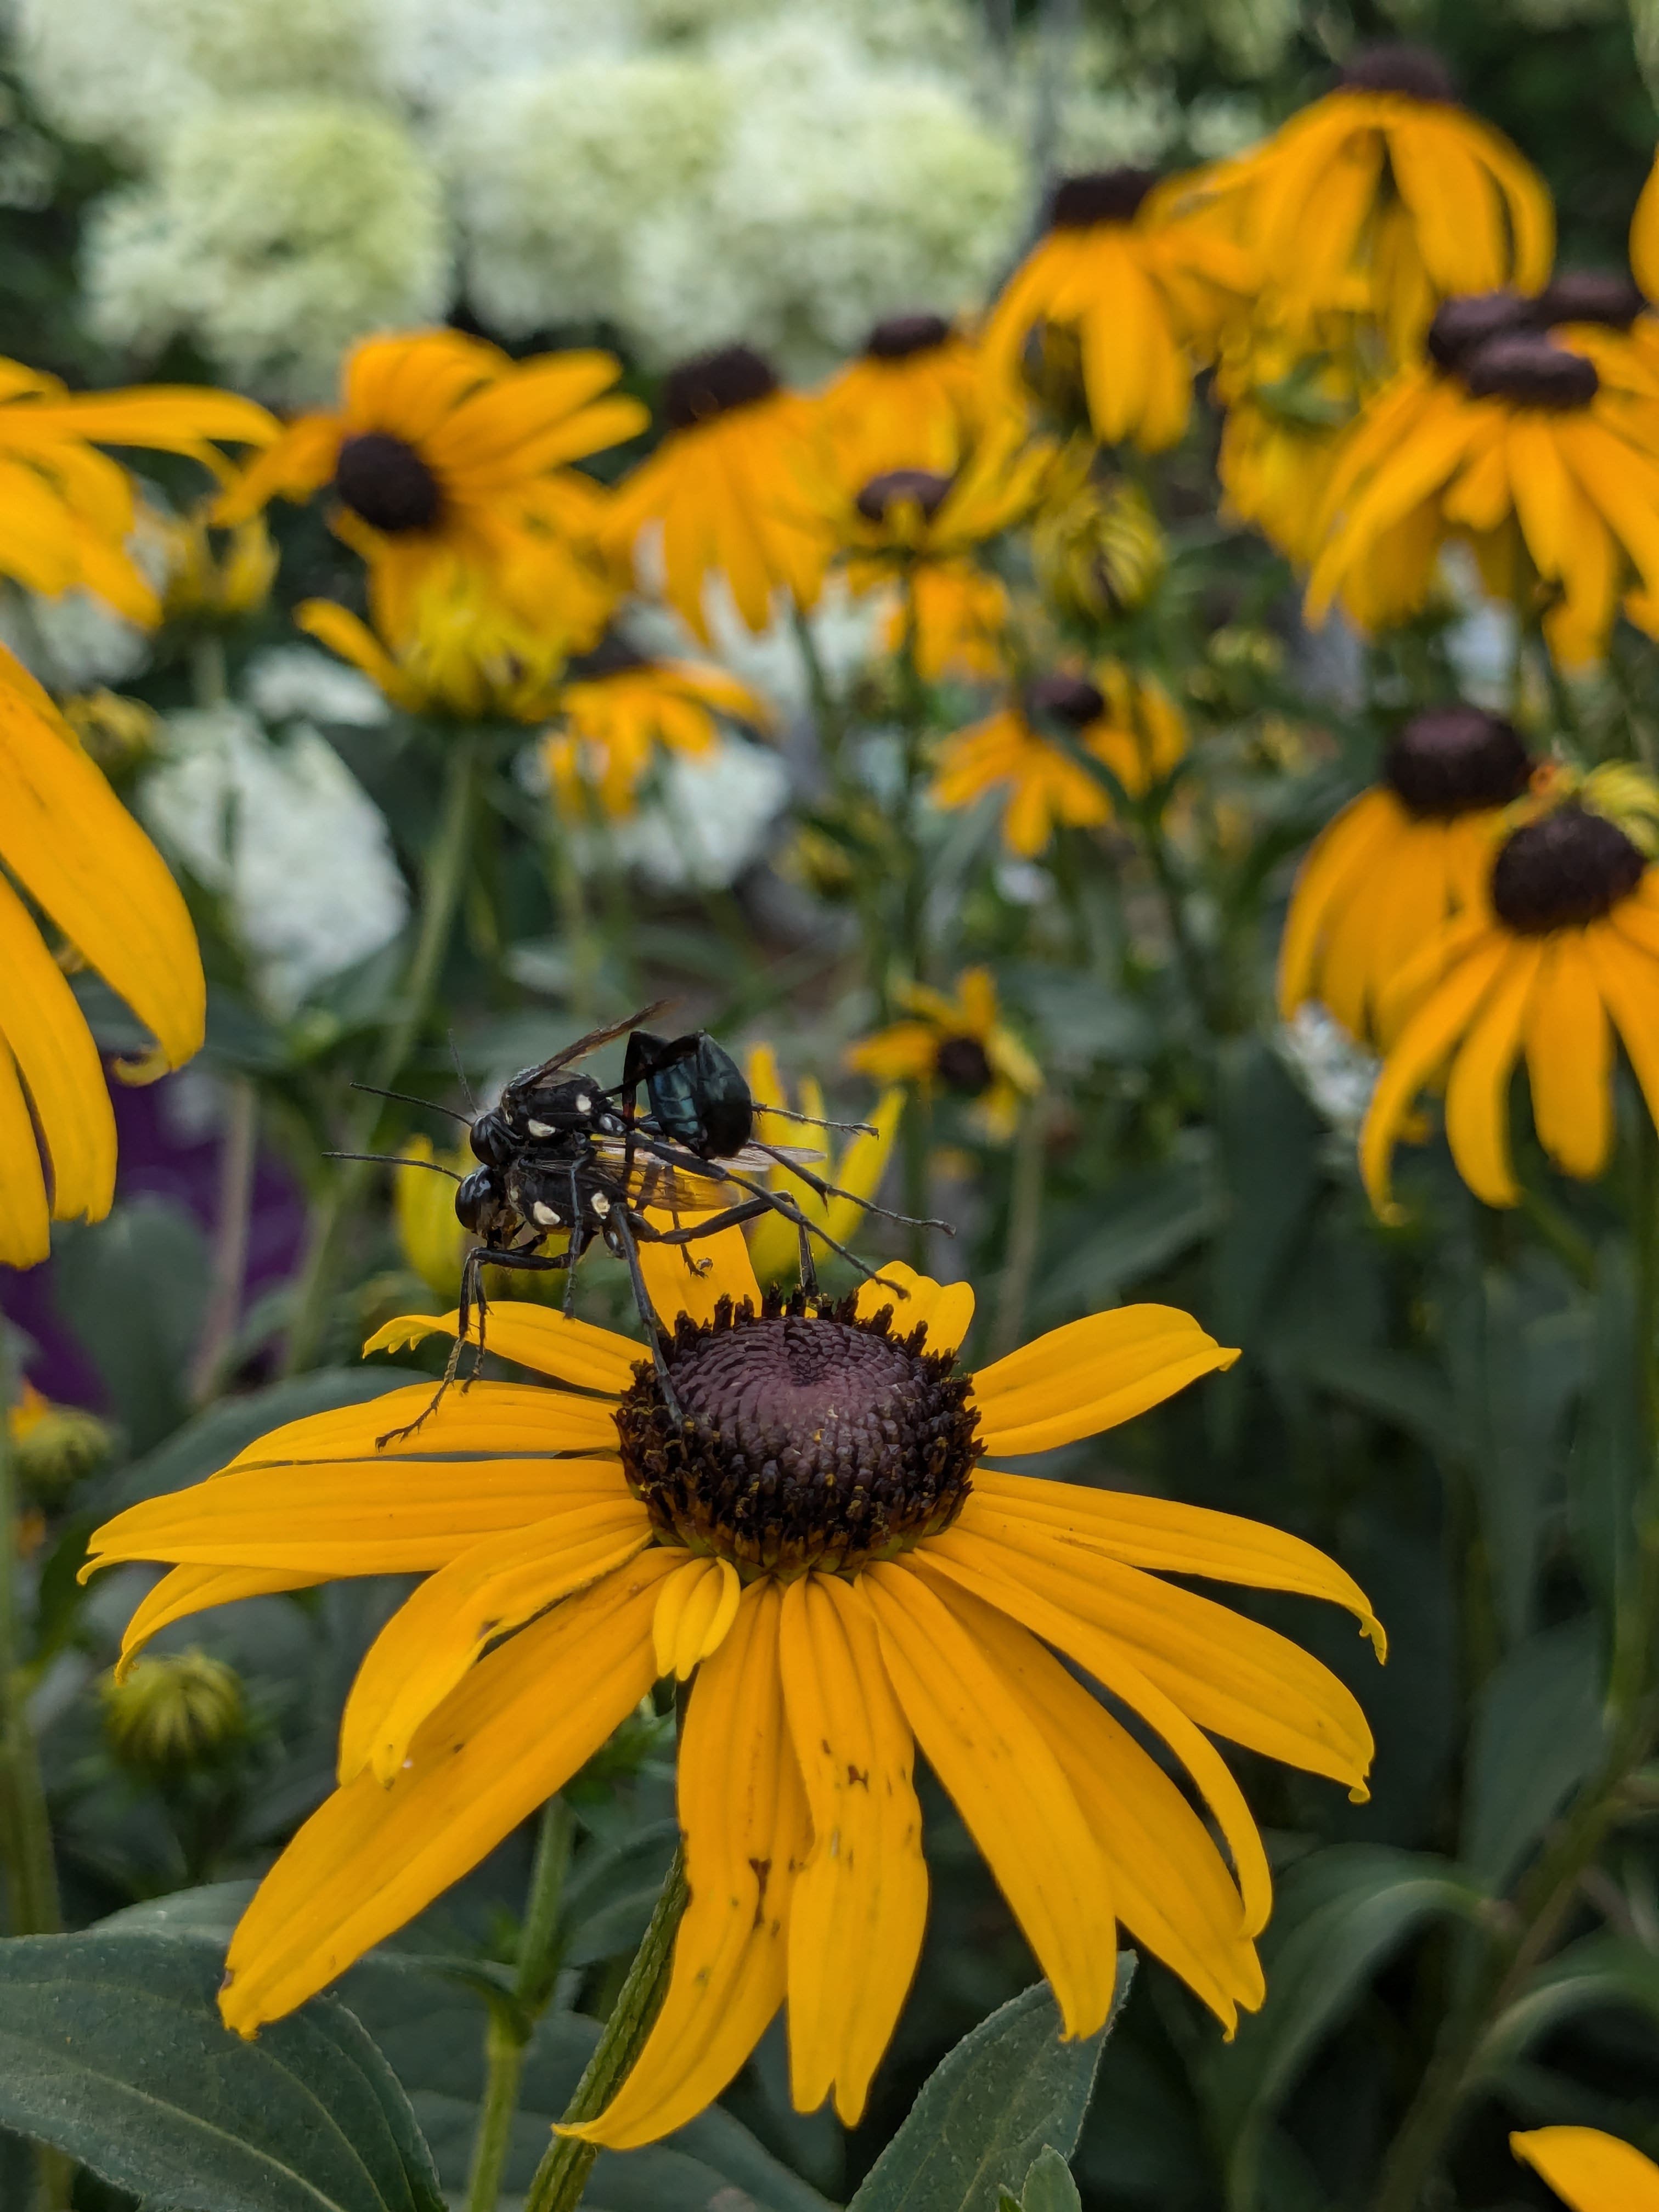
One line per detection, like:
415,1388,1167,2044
1277,1005,1379,1136
83,95,449,403
245,645,391,730
609,737,792,890
141,707,409,1017
0,585,151,692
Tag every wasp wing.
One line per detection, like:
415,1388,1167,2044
510,1001,677,1090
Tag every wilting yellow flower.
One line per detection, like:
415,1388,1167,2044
1360,768,1659,1212
0,362,273,627
1235,45,1552,356
1513,2125,1659,2209
848,969,1041,1139
88,1243,1381,2139
157,505,279,624
930,668,1187,857
742,1045,902,1283
60,689,160,773
0,649,204,1267
883,558,1010,681
542,637,771,819
297,561,567,723
1032,445,1166,622
394,1135,467,1304
1307,324,1659,667
981,167,1250,453
218,331,640,644
606,346,832,642
103,1650,245,1768
820,314,989,485
1279,705,1535,1044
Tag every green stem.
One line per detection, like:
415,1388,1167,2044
281,730,481,1375
547,819,600,1028
522,1844,689,2212
464,1798,577,2212
894,569,931,1001
792,602,844,767
991,1098,1046,1359
1139,800,1212,1034
901,1091,933,1273
188,1075,258,1405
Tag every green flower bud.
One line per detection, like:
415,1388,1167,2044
101,1651,246,1774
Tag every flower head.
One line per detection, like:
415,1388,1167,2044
1359,766,1659,1212
296,564,569,724
87,1240,1381,2140
1512,2125,1659,2210
819,313,988,486
836,425,1053,573
848,968,1041,1139
9,1381,112,1501
541,633,771,820
0,647,204,1266
1279,704,1536,1044
605,344,833,642
157,505,278,626
742,1044,902,1283
1032,446,1166,621
102,1650,245,1772
887,558,1011,681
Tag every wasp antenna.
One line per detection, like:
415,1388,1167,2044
754,1102,878,1137
325,1150,465,1181
447,1032,481,1118
349,1081,471,1123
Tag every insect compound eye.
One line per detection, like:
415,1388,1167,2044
470,1111,516,1169
455,1167,499,1233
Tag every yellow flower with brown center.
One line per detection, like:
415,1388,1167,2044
217,330,642,639
1513,2126,1659,2210
1306,315,1659,667
838,430,1053,573
743,1044,902,1283
1359,769,1659,1213
0,362,274,627
0,647,204,1267
1279,705,1536,1044
981,167,1251,453
848,968,1041,1140
1236,45,1552,356
86,1243,1381,2142
819,313,988,485
930,667,1187,857
296,562,568,723
541,632,772,820
606,345,833,643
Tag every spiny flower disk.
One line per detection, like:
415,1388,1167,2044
662,345,779,430
1383,706,1532,818
864,312,952,359
1047,168,1157,229
1492,803,1647,932
332,431,443,533
616,1292,980,1576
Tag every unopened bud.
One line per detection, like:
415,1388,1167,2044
101,1651,246,1773
10,1386,111,1501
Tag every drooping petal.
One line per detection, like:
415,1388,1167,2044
1442,937,1543,1207
362,1302,642,1393
860,1560,1120,2037
653,1554,742,1681
778,1574,928,2124
566,1581,810,2148
969,1305,1238,1455
1525,934,1613,1180
853,1263,975,1356
0,1038,49,1265
221,1553,674,2033
1584,926,1659,1138
1276,789,1402,1021
219,1381,621,1470
0,867,113,1224
115,1565,327,1679
1359,932,1511,1214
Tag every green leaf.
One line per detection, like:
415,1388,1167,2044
1461,1620,1606,1892
847,1966,1132,2212
1040,1158,1218,1316
0,1931,443,2212
1570,1240,1644,1617
1474,1933,1659,2080
53,1198,210,1455
1202,1846,1488,2212
1014,2144,1082,2212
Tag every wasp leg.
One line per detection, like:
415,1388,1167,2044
636,1173,910,1300
795,1217,820,1299
608,1207,684,1420
744,1139,953,1234
374,1244,576,1450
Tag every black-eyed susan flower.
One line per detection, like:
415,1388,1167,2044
1513,2126,1659,2210
217,329,642,639
930,667,1187,857
0,648,203,1267
1238,46,1553,356
296,563,567,724
0,362,273,627
848,968,1041,1139
87,1242,1381,2140
1306,324,1659,667
819,313,988,486
1279,705,1535,1044
743,1044,902,1283
541,632,771,820
1359,768,1659,1213
837,429,1053,575
606,346,833,643
981,167,1250,453
1031,443,1166,622
157,505,278,627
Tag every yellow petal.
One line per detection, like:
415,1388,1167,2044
0,867,114,1224
778,1574,928,2124
221,1380,620,1469
0,1036,49,1265
1442,938,1543,1207
338,1498,654,1783
853,1262,975,1355
1511,2128,1659,2211
116,1564,326,1680
653,1554,742,1681
637,1215,763,1329
1278,789,1409,1021
860,1559,1119,2039
221,1554,674,2033
1583,927,1659,1140
1359,932,1511,1215
362,1304,641,1393
969,1305,1238,1455
1526,935,1613,1180
565,1580,809,2148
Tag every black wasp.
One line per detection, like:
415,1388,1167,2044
348,1004,943,1437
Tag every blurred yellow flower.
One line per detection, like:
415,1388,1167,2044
848,968,1041,1139
742,1043,902,1283
882,558,1010,681
837,426,1053,574
606,346,832,642
0,648,204,1267
158,505,279,624
820,314,989,485
542,637,772,820
1032,447,1166,620
1214,312,1369,563
1513,2125,1659,2210
296,562,567,723
394,1135,469,1304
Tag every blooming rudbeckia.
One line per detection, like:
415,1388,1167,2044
0,363,274,627
742,1044,902,1283
848,968,1041,1140
836,427,1053,575
1306,323,1659,668
541,633,771,820
606,346,833,643
1278,705,1535,1044
1239,46,1552,356
819,313,988,485
1513,2125,1659,2209
981,167,1250,453
87,1243,1381,2142
296,562,567,723
1359,770,1659,1212
216,330,642,637
930,668,1186,857
0,648,204,1266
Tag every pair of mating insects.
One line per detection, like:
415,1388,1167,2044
359,1003,942,1434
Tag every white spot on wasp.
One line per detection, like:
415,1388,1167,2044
532,1201,560,1227
526,1119,554,1138
590,1192,611,1215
